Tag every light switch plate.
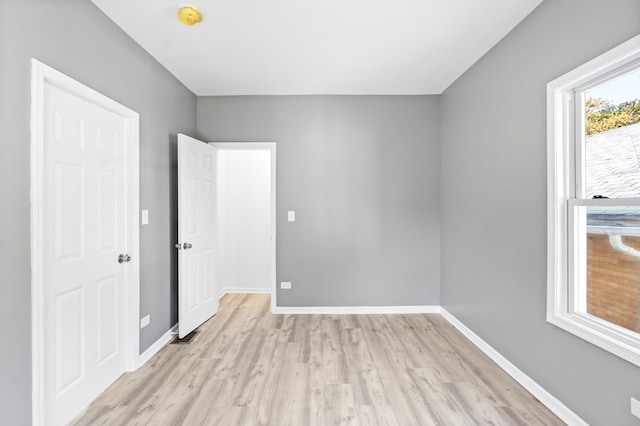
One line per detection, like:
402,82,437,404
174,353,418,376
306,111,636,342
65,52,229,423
288,211,295,222
631,397,640,419
140,315,150,329
281,282,292,289
141,210,149,225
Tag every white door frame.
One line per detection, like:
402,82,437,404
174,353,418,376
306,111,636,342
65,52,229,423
30,59,140,425
209,142,277,312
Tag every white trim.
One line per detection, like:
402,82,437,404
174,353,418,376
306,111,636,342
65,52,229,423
547,34,640,368
125,102,141,375
208,142,277,313
273,305,441,315
30,58,46,426
30,59,140,425
219,287,271,299
137,324,178,368
440,309,588,426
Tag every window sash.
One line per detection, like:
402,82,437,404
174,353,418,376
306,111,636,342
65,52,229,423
565,198,640,358
568,198,640,207
573,60,640,200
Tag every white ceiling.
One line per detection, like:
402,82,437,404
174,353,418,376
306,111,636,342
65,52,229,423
90,0,543,96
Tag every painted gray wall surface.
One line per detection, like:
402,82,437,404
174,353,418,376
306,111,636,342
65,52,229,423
440,0,640,424
0,0,196,423
197,96,440,307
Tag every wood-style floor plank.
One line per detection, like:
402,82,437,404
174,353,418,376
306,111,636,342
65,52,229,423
72,294,564,426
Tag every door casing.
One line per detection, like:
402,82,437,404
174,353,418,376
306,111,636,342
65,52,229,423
30,59,140,425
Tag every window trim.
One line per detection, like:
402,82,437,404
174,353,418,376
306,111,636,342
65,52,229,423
547,34,640,367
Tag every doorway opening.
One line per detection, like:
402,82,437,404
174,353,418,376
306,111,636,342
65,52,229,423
211,143,277,312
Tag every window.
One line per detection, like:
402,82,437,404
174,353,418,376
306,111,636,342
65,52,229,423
547,34,640,367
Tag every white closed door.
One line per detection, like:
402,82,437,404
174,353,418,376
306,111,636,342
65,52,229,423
178,134,218,338
42,82,130,425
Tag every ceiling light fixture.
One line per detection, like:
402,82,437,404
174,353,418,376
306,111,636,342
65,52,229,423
178,6,202,26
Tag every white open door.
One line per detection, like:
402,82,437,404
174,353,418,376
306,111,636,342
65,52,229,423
177,134,218,338
31,60,139,426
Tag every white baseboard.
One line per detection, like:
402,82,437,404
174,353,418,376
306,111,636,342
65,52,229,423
137,324,178,368
273,305,441,315
219,287,271,299
439,309,587,426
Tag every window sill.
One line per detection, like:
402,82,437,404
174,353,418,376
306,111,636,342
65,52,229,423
547,310,640,367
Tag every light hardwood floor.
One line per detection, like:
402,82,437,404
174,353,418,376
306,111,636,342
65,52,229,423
72,294,563,425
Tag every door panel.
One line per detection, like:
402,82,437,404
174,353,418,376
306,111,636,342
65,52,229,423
188,252,200,311
203,248,215,302
54,287,84,395
53,162,85,262
178,134,218,338
187,178,199,234
96,275,118,365
96,169,118,253
54,109,84,148
96,127,118,155
43,82,129,425
203,180,215,232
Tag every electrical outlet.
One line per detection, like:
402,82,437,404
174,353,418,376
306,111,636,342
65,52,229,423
141,210,149,225
631,397,640,419
281,281,292,289
140,315,150,329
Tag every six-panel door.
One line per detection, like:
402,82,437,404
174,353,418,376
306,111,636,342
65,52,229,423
43,83,129,425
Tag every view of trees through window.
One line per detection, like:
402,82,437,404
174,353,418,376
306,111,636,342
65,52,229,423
585,67,640,135
585,97,640,135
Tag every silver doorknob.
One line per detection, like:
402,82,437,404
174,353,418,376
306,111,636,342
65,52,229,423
183,242,193,249
175,243,182,250
118,254,131,263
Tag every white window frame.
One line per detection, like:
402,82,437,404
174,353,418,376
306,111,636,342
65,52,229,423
547,33,640,367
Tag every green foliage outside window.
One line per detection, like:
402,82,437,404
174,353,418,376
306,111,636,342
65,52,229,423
586,97,640,135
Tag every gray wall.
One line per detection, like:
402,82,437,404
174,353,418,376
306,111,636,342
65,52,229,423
0,0,196,423
440,0,640,424
197,96,441,307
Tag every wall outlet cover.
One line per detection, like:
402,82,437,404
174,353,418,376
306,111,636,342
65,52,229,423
287,211,295,222
281,281,292,289
141,209,149,225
